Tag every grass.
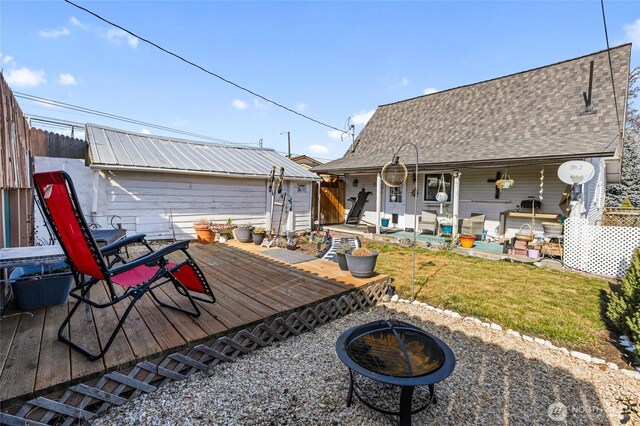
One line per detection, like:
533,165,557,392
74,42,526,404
367,242,613,349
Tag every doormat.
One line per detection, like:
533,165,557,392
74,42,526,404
261,248,318,264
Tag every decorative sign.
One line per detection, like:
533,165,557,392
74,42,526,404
297,184,307,193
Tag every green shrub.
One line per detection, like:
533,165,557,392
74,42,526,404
607,248,640,362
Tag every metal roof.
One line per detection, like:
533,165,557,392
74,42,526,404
86,124,320,181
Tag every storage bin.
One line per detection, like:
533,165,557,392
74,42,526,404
10,263,73,310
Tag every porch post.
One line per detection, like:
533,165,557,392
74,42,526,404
376,172,382,234
452,171,461,235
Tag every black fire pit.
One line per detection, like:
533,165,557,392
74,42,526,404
335,320,455,426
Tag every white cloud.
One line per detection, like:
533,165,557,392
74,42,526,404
624,18,640,49
39,27,70,38
352,110,375,125
232,99,248,110
70,16,88,29
253,99,271,110
5,67,46,88
309,144,329,154
106,28,138,48
296,103,307,112
58,73,77,86
140,128,151,135
402,77,409,86
0,53,15,66
423,87,438,95
328,130,345,140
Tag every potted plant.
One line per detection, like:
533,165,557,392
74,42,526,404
211,218,236,243
345,247,378,278
335,244,351,271
9,262,73,309
252,227,266,245
193,218,215,244
459,234,476,248
235,223,255,243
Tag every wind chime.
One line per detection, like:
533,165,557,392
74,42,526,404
533,167,544,236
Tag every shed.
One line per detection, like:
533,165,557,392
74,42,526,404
38,124,320,240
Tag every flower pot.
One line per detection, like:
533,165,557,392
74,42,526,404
459,234,476,248
235,227,254,243
528,248,540,259
381,219,390,227
367,225,376,233
345,250,378,278
442,225,453,235
193,224,215,244
252,232,266,245
336,252,349,271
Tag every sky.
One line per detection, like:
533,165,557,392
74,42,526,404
1,1,639,162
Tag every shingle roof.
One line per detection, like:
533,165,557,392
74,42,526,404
86,124,320,180
314,44,631,174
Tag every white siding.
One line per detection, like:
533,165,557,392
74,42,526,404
344,164,570,238
345,174,378,225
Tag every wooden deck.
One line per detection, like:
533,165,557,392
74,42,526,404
0,242,386,409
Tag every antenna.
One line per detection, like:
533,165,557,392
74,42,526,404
557,160,595,185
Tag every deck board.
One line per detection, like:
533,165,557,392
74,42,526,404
0,243,385,407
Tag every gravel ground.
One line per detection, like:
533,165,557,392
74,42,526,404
93,302,640,426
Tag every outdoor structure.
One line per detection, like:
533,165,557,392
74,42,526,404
33,124,321,241
312,45,631,240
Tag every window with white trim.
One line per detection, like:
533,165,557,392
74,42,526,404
423,174,452,202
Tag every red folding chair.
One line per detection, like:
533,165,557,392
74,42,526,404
33,171,215,361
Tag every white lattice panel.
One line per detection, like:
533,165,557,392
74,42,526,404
564,218,640,278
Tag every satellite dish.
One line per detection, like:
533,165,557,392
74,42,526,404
557,161,595,185
381,161,408,187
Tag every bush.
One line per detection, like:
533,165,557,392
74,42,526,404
607,248,640,362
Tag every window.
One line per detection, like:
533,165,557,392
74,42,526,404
423,174,452,202
389,186,402,203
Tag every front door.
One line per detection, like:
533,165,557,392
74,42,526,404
385,182,406,229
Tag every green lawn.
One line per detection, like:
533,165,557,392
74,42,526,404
367,242,612,348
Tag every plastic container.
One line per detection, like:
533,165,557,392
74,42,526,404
381,219,390,227
10,263,73,310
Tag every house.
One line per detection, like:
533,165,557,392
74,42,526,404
312,44,632,240
33,124,320,240
289,154,323,170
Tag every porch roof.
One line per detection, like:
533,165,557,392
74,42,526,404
314,44,631,174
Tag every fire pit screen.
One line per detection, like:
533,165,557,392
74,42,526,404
336,320,455,425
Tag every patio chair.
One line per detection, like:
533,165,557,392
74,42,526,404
459,213,485,239
418,211,437,235
33,171,216,361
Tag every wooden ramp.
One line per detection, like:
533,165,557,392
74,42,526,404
0,243,388,424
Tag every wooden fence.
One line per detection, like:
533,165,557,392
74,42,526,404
319,179,345,225
30,128,86,159
1,73,33,248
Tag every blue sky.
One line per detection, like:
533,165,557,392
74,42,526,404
1,1,639,161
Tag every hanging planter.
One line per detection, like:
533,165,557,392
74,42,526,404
496,170,514,190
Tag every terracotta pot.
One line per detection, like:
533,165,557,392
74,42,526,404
459,234,476,248
193,225,215,244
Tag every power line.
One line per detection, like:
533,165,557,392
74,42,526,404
16,92,254,145
63,0,346,134
599,0,622,134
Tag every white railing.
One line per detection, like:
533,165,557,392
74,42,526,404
564,218,640,278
